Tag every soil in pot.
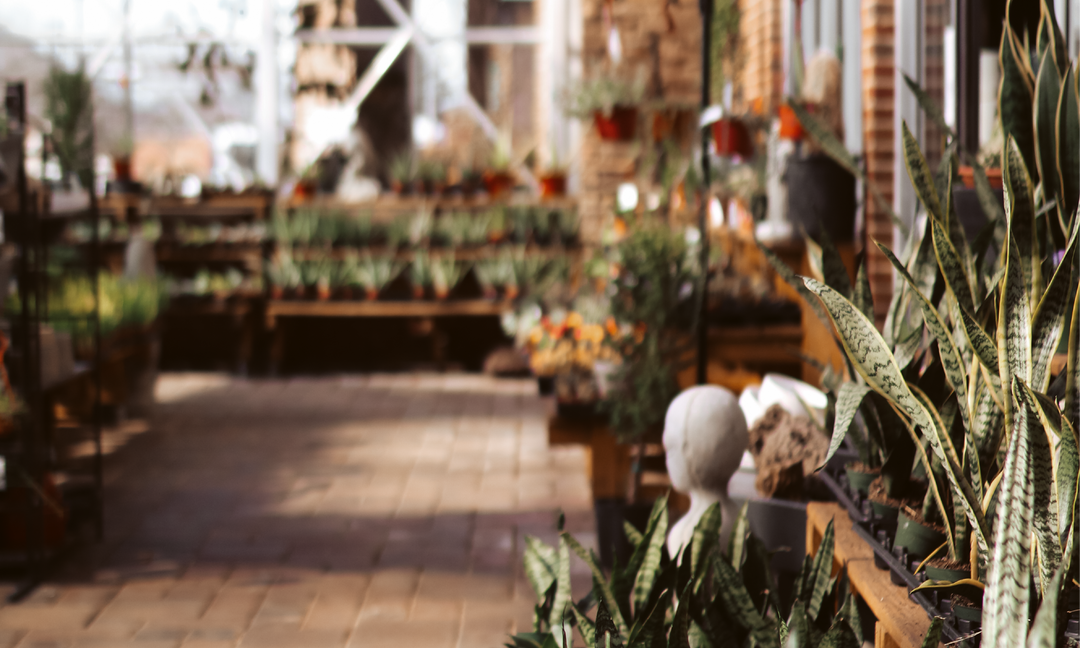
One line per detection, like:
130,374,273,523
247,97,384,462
924,556,970,583
894,505,947,559
867,476,901,524
950,593,982,622
844,462,879,495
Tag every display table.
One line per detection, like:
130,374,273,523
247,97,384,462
263,299,513,374
806,502,940,648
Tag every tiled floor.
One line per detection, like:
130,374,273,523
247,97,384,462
0,373,595,647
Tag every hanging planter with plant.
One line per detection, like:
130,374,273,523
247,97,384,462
564,74,646,142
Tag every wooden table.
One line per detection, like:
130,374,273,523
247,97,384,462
263,299,513,374
806,502,940,648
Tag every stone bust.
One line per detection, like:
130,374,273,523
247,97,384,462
663,385,749,559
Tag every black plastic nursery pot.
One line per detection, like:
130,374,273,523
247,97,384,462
785,154,857,242
867,498,899,525
844,463,877,495
893,511,946,559
537,376,555,396
924,563,969,583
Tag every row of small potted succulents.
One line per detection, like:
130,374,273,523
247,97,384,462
167,268,263,300
774,15,1080,645
386,152,567,199
64,219,266,247
271,206,580,250
264,248,569,302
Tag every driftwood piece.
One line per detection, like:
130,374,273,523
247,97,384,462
748,403,828,499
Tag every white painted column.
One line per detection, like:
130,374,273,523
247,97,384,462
782,0,796,95
255,0,280,186
820,0,839,54
802,0,819,62
412,0,466,137
566,0,583,192
894,0,920,242
539,0,569,167
841,0,861,153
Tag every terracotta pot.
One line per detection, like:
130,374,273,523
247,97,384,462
503,285,519,300
539,173,567,198
433,287,449,300
412,286,426,300
269,286,284,300
293,179,317,200
778,104,805,140
958,165,1003,189
316,284,331,301
365,287,379,301
113,157,132,181
594,106,638,141
711,117,753,157
483,171,515,198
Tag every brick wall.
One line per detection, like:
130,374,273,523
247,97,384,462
735,0,784,114
578,0,702,243
862,0,895,325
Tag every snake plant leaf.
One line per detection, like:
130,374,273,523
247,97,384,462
1057,65,1079,226
624,521,644,549
812,230,853,299
982,377,1040,648
931,219,977,324
877,243,977,465
711,558,777,648
1031,227,1078,391
564,533,629,638
631,502,668,615
901,122,943,221
998,236,1033,433
595,596,624,648
853,258,875,322
727,502,750,570
524,536,559,600
818,619,860,648
919,617,944,648
1066,293,1080,432
804,520,834,619
757,240,834,334
1017,383,1065,596
690,503,722,588
782,602,810,648
1029,390,1078,562
1034,48,1063,210
972,375,1006,466
572,606,598,648
819,382,872,471
1003,137,1040,302
1025,566,1065,648
902,73,955,140
548,535,573,630
1038,0,1068,77
999,25,1038,183
666,586,690,648
972,158,1008,235
960,305,1001,378
626,593,666,648
910,578,986,595
802,277,989,549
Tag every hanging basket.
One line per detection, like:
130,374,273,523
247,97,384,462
482,171,515,198
539,173,567,198
594,106,638,141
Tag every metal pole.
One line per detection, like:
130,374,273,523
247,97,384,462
696,0,713,385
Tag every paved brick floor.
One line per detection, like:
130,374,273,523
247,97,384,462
0,374,595,648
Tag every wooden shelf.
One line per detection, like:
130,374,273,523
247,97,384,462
806,503,940,648
264,298,512,328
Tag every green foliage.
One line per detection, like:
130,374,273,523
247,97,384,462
604,218,697,439
43,63,94,190
563,73,646,118
513,502,856,648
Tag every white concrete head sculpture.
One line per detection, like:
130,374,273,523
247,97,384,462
663,385,749,559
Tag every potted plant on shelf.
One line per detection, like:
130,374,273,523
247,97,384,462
417,159,446,196
333,254,360,300
474,255,512,300
482,139,515,198
43,63,94,192
555,208,580,248
266,250,301,299
408,252,432,299
357,254,404,301
407,211,433,248
486,208,507,244
303,254,334,301
388,151,416,195
564,72,646,142
385,215,410,251
463,212,491,249
430,255,466,300
538,145,568,198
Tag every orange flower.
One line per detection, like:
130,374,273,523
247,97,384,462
565,312,583,329
605,317,618,337
633,322,647,344
613,217,627,238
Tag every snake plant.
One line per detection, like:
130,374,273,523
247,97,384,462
512,498,914,648
792,3,1079,644
356,254,404,298
430,254,467,297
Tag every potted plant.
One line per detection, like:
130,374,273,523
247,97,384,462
482,139,515,198
538,145,568,198
357,254,403,301
555,208,580,247
564,73,646,142
407,211,433,248
430,255,466,300
385,215,410,251
474,256,511,300
486,208,507,244
463,212,491,249
408,252,431,299
332,254,360,300
417,159,447,196
303,254,334,301
266,250,301,299
43,63,94,192
388,151,416,195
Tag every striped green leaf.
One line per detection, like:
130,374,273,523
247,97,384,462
1056,64,1079,226
877,243,982,498
548,535,573,629
1025,567,1064,648
1003,137,1040,303
727,502,750,570
814,231,853,299
572,605,597,648
902,121,943,221
1031,227,1078,391
805,520,835,619
690,503,722,587
920,618,944,648
931,218,976,316
903,73,954,140
972,159,1007,233
1013,381,1062,598
998,237,1032,435
626,593,665,648
631,503,667,614
818,619,860,648
1037,0,1068,77
1034,49,1063,208
1066,290,1080,432
524,536,558,600
1057,419,1078,565
564,533,629,638
853,258,874,322
757,239,834,337
972,374,1005,466
819,382,872,471
624,521,644,549
712,558,778,648
960,305,1001,377
982,377,1039,648
999,26,1038,184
